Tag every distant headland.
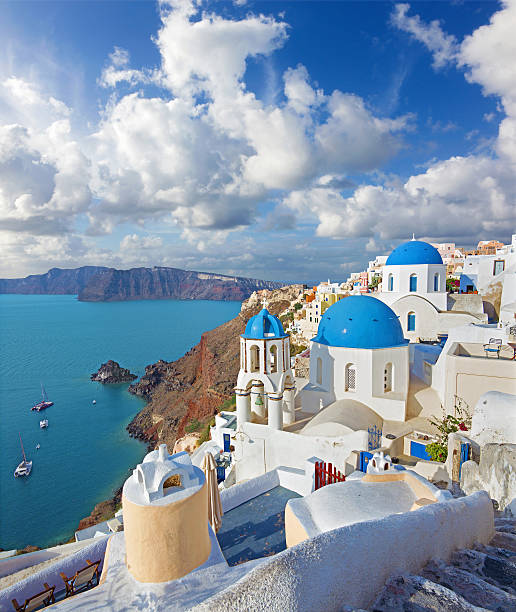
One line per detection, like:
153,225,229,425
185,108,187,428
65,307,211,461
0,266,282,302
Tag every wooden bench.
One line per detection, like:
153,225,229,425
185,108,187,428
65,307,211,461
60,558,100,597
12,582,55,611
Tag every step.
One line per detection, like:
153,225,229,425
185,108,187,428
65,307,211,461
421,559,516,611
449,549,516,594
475,542,516,563
372,574,489,611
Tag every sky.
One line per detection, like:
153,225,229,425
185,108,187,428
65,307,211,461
0,0,514,282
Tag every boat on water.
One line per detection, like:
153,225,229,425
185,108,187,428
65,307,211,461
92,400,97,405
40,419,48,428
32,384,53,411
36,444,40,450
14,434,32,477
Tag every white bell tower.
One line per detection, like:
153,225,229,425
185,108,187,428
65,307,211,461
235,301,295,431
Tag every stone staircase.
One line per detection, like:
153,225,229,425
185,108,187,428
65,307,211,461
370,516,516,611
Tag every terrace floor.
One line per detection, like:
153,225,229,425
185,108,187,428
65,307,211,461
217,486,301,566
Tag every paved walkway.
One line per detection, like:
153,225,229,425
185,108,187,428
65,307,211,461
217,486,301,566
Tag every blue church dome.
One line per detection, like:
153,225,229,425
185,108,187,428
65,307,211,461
386,240,443,266
313,295,408,349
242,308,288,339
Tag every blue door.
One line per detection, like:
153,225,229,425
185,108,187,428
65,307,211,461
410,275,418,292
407,312,416,331
459,442,471,479
216,466,226,483
410,441,432,460
223,433,231,453
359,451,373,472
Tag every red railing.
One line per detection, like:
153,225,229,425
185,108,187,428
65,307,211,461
315,461,346,490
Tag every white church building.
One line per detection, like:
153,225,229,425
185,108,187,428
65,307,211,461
378,238,486,341
301,295,410,422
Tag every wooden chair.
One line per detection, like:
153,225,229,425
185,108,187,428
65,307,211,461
11,583,55,611
483,338,502,358
60,559,100,597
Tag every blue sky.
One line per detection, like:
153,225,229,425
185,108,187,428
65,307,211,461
0,0,514,281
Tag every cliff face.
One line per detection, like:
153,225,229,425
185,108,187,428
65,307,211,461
0,266,282,302
78,267,282,302
127,285,303,448
0,266,108,294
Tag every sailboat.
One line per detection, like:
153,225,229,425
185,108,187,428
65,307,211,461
14,434,32,477
40,419,49,429
32,384,53,411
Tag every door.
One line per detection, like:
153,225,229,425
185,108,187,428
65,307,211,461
223,433,231,453
359,451,373,472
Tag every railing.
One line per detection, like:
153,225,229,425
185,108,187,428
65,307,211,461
315,461,346,490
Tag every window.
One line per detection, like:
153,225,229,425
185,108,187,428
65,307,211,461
345,363,356,391
433,274,439,292
270,345,278,373
388,274,393,291
409,274,417,292
316,357,322,385
250,345,260,372
407,312,416,332
494,260,505,276
384,363,393,392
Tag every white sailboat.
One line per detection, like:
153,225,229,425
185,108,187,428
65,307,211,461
14,434,32,477
40,419,49,428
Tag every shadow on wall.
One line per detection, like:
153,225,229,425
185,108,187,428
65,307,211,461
482,281,503,322
482,301,498,323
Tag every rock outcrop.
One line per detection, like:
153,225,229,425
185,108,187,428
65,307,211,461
91,360,137,384
127,285,303,449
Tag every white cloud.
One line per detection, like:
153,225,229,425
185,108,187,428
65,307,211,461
391,3,459,68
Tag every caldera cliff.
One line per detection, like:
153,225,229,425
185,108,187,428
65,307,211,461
126,285,303,448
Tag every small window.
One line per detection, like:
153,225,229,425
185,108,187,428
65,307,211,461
407,312,416,332
316,357,322,385
433,274,439,292
493,260,505,276
345,363,356,392
388,274,393,291
409,274,417,292
384,363,393,392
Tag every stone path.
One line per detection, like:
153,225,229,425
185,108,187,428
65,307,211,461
369,516,516,611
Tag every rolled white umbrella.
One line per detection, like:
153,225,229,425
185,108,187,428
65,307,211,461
201,452,223,533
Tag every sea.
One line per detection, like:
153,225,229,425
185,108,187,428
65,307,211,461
0,295,240,550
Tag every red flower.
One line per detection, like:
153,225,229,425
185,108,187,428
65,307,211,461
459,422,468,431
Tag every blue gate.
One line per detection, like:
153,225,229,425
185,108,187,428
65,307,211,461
368,425,382,451
223,433,231,453
459,442,471,479
359,451,373,472
216,466,226,483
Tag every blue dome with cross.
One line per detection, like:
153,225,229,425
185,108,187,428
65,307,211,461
312,295,408,349
386,240,443,266
242,308,288,339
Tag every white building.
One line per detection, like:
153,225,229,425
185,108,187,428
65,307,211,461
378,238,486,341
301,295,410,422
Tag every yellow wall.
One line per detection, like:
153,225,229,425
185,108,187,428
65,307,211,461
123,482,211,583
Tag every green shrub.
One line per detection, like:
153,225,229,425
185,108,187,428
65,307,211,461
185,418,201,433
425,442,448,462
290,343,307,357
293,302,303,311
197,417,215,446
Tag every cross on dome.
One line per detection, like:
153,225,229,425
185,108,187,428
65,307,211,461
411,233,416,241
261,297,269,310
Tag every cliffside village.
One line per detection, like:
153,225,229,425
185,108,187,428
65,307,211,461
2,234,515,611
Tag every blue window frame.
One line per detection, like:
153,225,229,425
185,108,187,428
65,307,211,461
409,275,417,292
407,312,416,331
433,274,439,291
388,275,393,291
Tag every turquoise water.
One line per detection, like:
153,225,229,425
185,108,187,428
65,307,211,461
0,295,240,550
